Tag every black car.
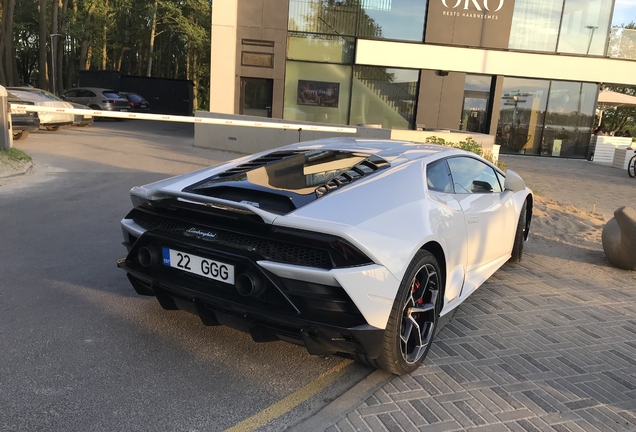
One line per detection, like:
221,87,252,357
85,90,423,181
8,92,40,141
119,92,150,113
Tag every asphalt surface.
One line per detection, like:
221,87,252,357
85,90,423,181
0,121,373,432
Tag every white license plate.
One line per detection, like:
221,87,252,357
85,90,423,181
11,109,26,115
162,247,235,284
121,108,129,112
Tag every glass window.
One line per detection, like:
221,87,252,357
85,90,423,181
447,157,503,194
608,27,636,60
287,32,355,63
426,159,453,193
496,77,550,156
349,66,419,129
288,0,359,36
542,81,597,158
358,0,426,41
557,0,613,55
509,0,564,52
284,61,352,125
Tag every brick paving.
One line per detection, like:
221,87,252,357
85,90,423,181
325,156,636,432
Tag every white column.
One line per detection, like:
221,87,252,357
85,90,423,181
209,0,239,114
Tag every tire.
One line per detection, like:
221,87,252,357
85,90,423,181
45,126,60,132
13,130,29,141
89,106,101,121
358,250,442,375
509,201,528,264
628,154,636,178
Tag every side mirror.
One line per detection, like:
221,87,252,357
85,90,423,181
60,95,65,100
504,169,526,192
471,180,493,193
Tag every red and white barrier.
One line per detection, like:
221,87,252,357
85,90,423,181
9,104,358,134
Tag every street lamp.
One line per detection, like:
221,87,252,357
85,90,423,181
50,33,63,95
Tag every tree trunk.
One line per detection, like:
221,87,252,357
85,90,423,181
0,0,9,85
58,0,68,92
78,0,96,71
38,0,48,89
192,49,198,112
51,0,59,93
146,0,158,77
86,46,92,70
101,0,108,69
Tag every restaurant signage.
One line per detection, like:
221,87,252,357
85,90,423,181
425,0,516,49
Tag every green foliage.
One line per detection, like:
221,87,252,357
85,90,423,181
7,0,212,109
425,135,507,171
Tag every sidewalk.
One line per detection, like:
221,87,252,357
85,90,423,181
302,156,636,432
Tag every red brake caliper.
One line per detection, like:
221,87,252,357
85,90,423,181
412,280,423,318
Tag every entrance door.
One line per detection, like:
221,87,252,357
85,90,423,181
240,78,273,118
460,90,490,134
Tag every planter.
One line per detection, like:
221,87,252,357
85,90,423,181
613,147,635,170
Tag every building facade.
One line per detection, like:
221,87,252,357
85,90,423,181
209,0,636,158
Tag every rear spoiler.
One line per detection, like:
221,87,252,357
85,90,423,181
130,187,280,224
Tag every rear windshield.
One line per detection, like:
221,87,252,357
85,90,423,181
102,91,125,99
126,94,144,102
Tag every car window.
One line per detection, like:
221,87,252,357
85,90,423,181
126,94,144,102
64,90,77,97
426,159,453,193
495,170,506,191
447,157,503,194
103,91,123,99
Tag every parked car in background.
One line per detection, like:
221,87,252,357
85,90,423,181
61,87,130,112
8,88,73,131
119,92,150,113
8,92,40,141
117,138,533,375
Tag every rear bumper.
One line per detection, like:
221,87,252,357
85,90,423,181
117,231,386,358
12,117,40,132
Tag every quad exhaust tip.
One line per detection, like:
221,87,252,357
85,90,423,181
138,246,161,267
235,271,264,297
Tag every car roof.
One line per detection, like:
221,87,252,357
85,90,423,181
65,87,119,93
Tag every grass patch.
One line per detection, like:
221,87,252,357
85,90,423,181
0,147,32,164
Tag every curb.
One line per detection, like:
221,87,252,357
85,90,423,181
0,161,35,179
287,308,458,431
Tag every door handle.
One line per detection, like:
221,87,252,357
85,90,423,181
467,216,479,224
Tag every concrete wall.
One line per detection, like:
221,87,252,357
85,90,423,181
235,0,289,118
194,111,495,154
390,129,495,150
194,111,390,154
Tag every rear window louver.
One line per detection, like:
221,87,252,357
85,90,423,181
315,157,388,197
211,150,308,180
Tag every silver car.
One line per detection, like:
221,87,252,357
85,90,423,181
61,87,130,112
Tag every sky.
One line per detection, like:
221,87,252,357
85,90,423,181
612,0,636,27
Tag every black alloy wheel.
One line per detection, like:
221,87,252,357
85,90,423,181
400,261,440,365
360,250,442,375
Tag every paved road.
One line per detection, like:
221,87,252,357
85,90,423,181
0,122,371,432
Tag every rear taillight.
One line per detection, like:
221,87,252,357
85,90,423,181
129,102,139,107
102,100,118,104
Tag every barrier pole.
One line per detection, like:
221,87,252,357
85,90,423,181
8,104,358,134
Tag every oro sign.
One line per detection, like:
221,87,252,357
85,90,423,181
441,0,505,12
